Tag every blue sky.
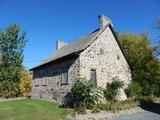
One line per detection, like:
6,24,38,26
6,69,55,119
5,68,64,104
0,0,159,69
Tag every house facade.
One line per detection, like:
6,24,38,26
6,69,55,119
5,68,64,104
31,15,132,103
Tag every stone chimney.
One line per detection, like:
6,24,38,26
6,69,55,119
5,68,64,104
98,14,112,28
56,40,68,50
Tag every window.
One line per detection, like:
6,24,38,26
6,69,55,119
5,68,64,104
61,67,68,85
42,78,47,86
90,69,97,85
100,48,104,55
39,79,42,85
35,79,39,86
117,55,120,60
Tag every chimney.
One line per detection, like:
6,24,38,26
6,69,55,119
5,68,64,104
98,14,112,28
56,40,68,50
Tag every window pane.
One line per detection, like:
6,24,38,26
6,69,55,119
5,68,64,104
90,69,97,85
61,67,68,84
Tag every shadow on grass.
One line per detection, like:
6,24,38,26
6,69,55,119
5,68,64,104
59,92,77,108
140,100,160,114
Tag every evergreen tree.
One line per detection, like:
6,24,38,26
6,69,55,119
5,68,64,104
0,24,27,98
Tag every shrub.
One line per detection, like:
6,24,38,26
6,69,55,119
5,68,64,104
103,77,124,101
137,95,155,103
71,76,102,110
19,68,32,97
125,81,142,99
91,107,100,113
97,100,139,112
74,101,86,114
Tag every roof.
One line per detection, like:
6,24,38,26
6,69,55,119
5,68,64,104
30,26,108,70
30,14,131,71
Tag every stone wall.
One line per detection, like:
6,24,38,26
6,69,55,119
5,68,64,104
79,26,132,100
32,26,131,102
31,57,80,103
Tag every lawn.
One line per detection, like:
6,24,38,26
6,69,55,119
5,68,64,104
0,99,72,120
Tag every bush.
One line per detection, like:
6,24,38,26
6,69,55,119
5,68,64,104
125,81,142,98
103,77,124,101
74,101,86,114
97,100,139,112
71,76,102,110
19,68,32,97
136,95,155,103
91,107,100,113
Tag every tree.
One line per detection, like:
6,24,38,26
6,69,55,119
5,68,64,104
156,17,160,57
19,67,32,97
0,24,27,98
117,32,160,96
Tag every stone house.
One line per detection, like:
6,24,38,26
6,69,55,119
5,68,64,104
30,15,131,103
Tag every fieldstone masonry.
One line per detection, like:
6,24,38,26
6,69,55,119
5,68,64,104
31,15,132,103
79,27,131,100
32,58,80,103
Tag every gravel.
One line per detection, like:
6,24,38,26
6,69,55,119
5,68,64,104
111,111,160,120
72,107,160,120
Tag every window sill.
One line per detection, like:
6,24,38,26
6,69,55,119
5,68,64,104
60,83,68,85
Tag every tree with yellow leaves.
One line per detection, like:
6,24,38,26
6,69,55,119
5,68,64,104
19,67,32,97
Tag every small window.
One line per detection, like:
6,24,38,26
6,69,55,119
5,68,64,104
117,55,120,60
42,78,47,86
61,67,68,85
35,79,39,86
100,48,104,55
90,69,97,85
39,79,42,86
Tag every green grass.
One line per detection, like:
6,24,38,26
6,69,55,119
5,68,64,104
0,99,72,120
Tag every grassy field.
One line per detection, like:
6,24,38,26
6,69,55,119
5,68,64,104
0,99,72,120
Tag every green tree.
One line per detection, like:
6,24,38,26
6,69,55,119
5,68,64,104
156,17,160,57
0,24,27,98
118,32,160,96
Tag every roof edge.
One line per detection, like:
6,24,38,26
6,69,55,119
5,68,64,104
29,52,80,71
30,23,111,71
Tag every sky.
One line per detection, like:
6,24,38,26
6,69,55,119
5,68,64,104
0,0,160,69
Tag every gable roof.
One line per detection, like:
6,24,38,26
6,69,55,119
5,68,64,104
30,15,131,71
30,26,108,70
